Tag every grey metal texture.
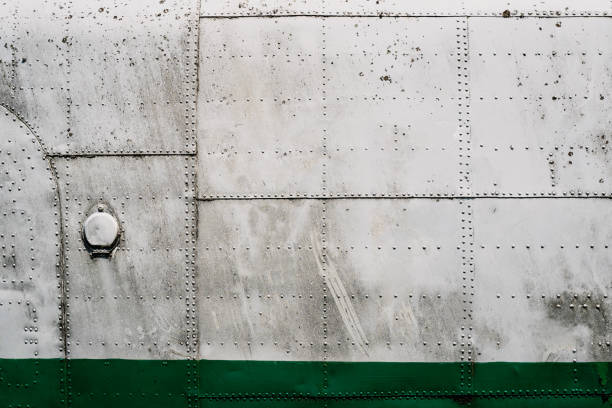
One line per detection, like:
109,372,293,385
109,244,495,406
54,155,197,359
470,17,612,196
198,199,324,360
196,9,611,363
200,0,611,17
472,198,611,361
199,17,461,198
0,105,62,358
0,0,610,369
0,0,198,155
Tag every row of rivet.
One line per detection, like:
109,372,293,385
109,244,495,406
197,193,612,198
199,11,610,17
320,17,330,395
456,17,474,389
200,144,609,154
185,1,200,403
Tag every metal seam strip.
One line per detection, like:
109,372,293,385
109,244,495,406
62,1,73,406
2,359,610,402
456,16,475,391
198,14,612,18
186,1,201,406
47,152,197,158
0,101,69,405
321,13,329,404
196,195,612,200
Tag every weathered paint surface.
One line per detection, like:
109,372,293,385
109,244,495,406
0,0,611,406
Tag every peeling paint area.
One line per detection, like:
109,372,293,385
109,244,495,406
472,199,612,362
470,18,612,194
54,156,193,359
0,105,62,358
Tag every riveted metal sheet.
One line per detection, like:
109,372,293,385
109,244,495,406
0,9,14,108
200,0,323,16
324,199,463,362
0,105,62,358
198,18,325,197
470,17,612,196
0,3,69,155
200,0,611,17
197,17,460,198
0,0,199,155
472,199,612,362
324,17,459,196
65,0,198,155
461,0,610,16
54,156,196,359
319,0,466,16
197,199,324,360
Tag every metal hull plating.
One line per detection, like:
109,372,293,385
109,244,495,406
0,0,611,406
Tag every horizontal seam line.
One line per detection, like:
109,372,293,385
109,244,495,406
47,152,196,158
196,195,612,201
199,14,611,19
197,391,611,399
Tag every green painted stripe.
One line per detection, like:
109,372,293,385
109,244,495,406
0,359,610,407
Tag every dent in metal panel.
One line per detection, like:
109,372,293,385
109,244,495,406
198,18,324,197
197,200,324,360
324,199,463,362
0,106,62,358
470,18,612,195
324,18,460,196
55,156,194,359
472,199,612,362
